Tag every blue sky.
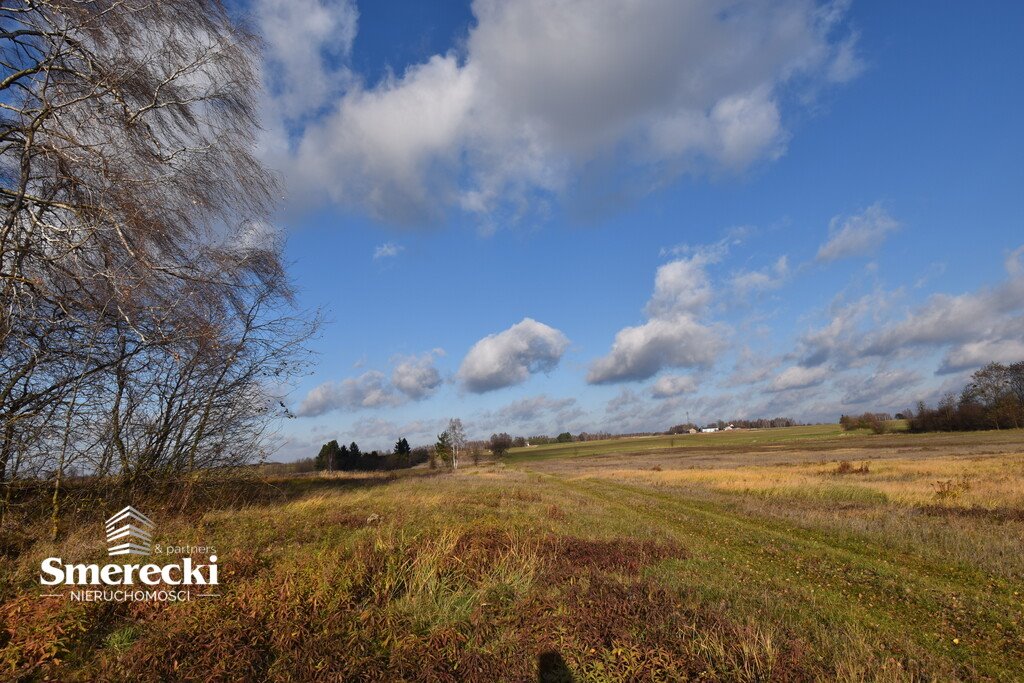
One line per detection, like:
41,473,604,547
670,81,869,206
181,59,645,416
249,0,1024,456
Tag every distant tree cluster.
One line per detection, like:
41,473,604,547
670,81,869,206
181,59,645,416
666,423,699,434
907,362,1024,432
483,431,610,454
259,458,318,475
574,432,613,442
433,432,451,469
839,413,892,434
316,419,475,473
667,417,796,433
728,417,797,429
433,419,467,470
315,439,428,472
488,433,513,457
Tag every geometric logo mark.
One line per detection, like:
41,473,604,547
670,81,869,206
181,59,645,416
105,506,154,556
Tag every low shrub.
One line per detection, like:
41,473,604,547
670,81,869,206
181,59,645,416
833,460,870,475
932,476,972,501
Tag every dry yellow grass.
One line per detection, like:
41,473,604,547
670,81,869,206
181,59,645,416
3,428,1024,680
592,453,1024,508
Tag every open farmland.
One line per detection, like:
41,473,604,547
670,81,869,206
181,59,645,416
506,424,855,462
3,426,1024,681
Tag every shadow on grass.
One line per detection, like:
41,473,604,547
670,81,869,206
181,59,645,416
1,468,449,554
262,468,447,503
537,650,574,682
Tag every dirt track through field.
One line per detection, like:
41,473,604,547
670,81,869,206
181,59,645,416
539,471,1024,680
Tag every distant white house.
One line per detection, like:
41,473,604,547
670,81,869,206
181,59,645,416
701,426,718,433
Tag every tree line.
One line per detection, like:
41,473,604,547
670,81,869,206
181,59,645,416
838,413,894,434
310,414,808,470
314,439,429,472
312,419,472,472
906,362,1024,432
667,417,797,434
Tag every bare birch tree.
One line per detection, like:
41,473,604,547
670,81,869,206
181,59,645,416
0,1,315,527
445,418,466,471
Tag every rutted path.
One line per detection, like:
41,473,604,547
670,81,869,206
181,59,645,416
537,471,1024,681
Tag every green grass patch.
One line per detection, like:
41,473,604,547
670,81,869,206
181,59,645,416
505,424,846,462
729,482,890,505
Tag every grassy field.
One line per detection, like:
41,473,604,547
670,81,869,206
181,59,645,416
2,426,1024,681
505,424,852,462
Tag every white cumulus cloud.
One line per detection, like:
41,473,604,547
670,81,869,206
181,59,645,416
589,250,726,384
261,0,860,223
589,317,724,384
730,255,790,297
840,368,920,405
256,0,358,123
863,247,1024,363
651,374,701,398
938,339,1024,375
296,371,400,417
769,365,829,392
391,350,444,399
458,318,570,393
816,203,900,262
296,349,446,416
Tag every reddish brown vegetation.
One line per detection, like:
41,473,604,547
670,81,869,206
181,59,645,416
536,535,683,578
3,528,786,681
916,504,1024,522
